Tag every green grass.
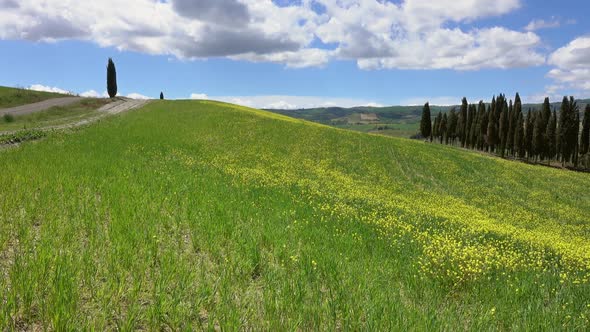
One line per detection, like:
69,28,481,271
0,98,110,132
1,100,590,330
0,86,69,109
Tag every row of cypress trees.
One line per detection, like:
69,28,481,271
420,94,590,168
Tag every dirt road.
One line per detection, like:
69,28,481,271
49,98,151,130
0,97,83,116
0,98,151,135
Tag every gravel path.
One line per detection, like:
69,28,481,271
0,97,83,116
45,98,151,130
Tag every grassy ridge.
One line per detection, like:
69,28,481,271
0,86,68,109
1,100,589,329
0,98,110,132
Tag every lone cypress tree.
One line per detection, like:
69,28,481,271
546,110,557,163
160,92,164,100
107,58,117,98
420,102,432,140
581,104,590,155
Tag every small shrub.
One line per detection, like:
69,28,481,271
3,113,15,123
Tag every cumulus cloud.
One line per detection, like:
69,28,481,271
172,0,250,26
0,0,546,70
190,94,384,109
28,84,71,94
542,36,590,97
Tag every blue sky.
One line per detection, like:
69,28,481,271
1,0,589,108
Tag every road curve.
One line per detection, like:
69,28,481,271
0,97,83,116
49,98,151,130
0,98,151,135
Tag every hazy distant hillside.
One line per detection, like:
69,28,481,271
266,98,590,138
266,105,454,124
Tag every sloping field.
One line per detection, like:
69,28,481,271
0,86,69,109
1,100,589,330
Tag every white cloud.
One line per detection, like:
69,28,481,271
190,94,384,109
265,100,298,110
127,92,150,99
524,18,560,31
190,93,209,100
541,36,590,98
0,0,546,70
28,84,71,94
80,90,109,98
401,96,487,106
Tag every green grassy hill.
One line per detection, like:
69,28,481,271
1,100,589,329
0,86,69,109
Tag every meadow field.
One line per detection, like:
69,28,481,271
1,100,590,330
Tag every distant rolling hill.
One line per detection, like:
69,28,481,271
266,98,590,138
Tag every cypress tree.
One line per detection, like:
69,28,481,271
541,97,552,126
499,109,508,157
477,101,487,150
574,111,580,167
433,112,441,141
468,104,477,149
532,111,544,162
160,92,164,100
501,96,509,152
486,107,497,152
514,111,525,158
558,96,578,164
420,102,432,140
507,99,515,156
524,110,534,160
107,58,117,98
458,97,468,147
513,93,523,156
545,110,557,163
448,109,458,145
582,104,590,155
440,113,448,144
